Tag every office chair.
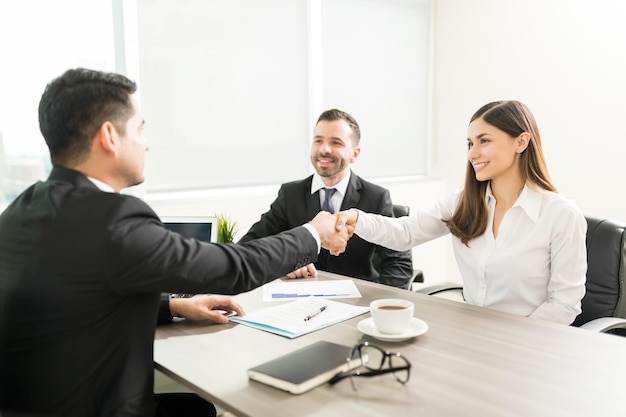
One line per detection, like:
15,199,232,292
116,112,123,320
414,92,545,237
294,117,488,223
574,216,626,333
391,204,410,218
416,216,626,334
372,204,424,290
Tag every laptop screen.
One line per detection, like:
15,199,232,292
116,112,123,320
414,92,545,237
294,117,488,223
161,216,218,243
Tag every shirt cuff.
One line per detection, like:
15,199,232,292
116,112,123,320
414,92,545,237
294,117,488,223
302,223,321,253
353,209,368,235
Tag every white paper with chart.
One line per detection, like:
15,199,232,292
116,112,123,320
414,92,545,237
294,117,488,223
261,279,362,302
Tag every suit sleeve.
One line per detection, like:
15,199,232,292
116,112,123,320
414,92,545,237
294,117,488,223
238,185,291,243
374,190,414,288
156,293,173,324
105,197,319,296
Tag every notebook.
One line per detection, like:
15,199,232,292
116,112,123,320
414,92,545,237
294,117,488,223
247,340,360,394
161,216,218,243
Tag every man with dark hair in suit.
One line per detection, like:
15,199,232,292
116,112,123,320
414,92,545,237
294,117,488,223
239,109,413,288
0,68,349,417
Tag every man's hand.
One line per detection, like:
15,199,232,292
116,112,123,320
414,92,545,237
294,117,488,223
308,211,349,255
286,263,318,279
169,295,245,323
334,209,359,235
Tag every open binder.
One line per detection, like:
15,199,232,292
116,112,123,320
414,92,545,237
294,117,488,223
230,297,369,338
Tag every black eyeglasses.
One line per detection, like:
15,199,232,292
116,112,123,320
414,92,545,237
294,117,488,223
329,341,411,390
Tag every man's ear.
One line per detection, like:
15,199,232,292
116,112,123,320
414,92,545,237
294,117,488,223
350,146,361,163
95,121,119,156
516,132,530,154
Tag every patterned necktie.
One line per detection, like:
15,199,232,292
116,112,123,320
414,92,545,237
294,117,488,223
322,188,337,213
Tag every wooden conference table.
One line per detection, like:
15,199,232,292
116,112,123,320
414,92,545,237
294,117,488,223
154,272,626,417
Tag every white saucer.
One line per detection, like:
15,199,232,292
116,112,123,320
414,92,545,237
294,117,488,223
357,317,428,342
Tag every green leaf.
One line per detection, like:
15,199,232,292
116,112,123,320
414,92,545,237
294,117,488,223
215,213,238,243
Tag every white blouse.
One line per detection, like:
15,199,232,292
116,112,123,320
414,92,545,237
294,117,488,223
354,184,587,324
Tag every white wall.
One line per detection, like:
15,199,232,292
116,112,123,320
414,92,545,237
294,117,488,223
432,0,626,221
147,0,626,287
136,0,431,191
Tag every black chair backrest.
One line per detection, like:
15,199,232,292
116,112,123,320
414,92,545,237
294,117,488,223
392,204,410,218
371,204,415,289
572,216,626,327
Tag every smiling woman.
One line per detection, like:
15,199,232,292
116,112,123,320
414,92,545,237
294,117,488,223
336,100,587,326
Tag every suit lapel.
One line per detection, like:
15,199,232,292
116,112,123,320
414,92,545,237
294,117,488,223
340,172,362,211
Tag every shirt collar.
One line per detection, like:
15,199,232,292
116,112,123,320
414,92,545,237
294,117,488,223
485,182,543,223
87,176,116,193
311,170,352,197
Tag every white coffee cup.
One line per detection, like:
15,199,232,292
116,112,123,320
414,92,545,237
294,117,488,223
369,298,415,335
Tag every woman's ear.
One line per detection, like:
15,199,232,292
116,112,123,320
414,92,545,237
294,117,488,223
516,132,530,154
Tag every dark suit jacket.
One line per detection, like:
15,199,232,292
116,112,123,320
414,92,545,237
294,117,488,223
239,172,413,288
0,167,318,417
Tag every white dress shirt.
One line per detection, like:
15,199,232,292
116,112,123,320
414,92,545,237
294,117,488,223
87,176,115,193
354,184,587,324
311,171,351,213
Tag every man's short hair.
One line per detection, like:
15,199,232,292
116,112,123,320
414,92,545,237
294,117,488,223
316,109,361,145
38,68,137,166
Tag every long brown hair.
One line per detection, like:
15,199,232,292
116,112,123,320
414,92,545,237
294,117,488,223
446,101,557,245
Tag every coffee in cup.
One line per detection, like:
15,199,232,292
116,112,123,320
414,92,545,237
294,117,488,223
369,298,414,335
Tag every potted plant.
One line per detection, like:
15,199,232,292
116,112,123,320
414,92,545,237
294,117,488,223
215,213,238,243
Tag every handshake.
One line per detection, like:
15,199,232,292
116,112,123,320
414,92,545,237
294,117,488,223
308,209,359,256
283,209,358,279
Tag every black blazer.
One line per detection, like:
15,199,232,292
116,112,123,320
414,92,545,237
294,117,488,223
0,167,318,417
239,172,413,288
